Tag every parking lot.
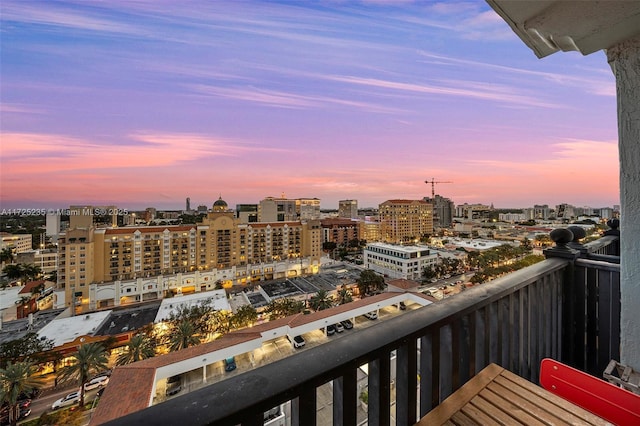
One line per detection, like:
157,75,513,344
157,302,419,403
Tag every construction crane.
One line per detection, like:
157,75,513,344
424,178,452,199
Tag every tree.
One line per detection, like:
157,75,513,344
231,305,258,329
1,264,41,284
0,361,43,426
309,289,334,311
322,241,337,251
115,334,156,366
57,342,109,408
167,320,200,352
165,301,215,336
357,270,386,296
2,264,23,281
336,286,353,305
264,298,305,321
0,248,14,264
21,264,42,281
0,333,54,368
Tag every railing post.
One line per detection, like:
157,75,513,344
603,219,620,256
544,228,581,369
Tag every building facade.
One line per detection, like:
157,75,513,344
363,242,438,280
379,199,433,244
426,195,454,228
58,198,323,313
338,200,358,219
258,197,298,222
0,233,33,254
320,218,361,247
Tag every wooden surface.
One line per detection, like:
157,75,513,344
416,363,611,426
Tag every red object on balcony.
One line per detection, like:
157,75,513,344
540,358,640,426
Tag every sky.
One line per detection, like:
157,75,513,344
0,1,620,211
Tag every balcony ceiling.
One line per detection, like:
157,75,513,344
486,0,640,58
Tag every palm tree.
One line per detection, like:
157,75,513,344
57,342,109,408
167,320,200,352
336,286,353,305
2,264,23,282
0,361,43,426
115,334,156,366
309,289,334,311
21,264,42,281
0,248,14,265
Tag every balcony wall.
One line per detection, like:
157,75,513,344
107,235,620,426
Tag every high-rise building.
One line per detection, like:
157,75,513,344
425,195,454,228
533,204,551,220
186,197,191,212
379,199,433,244
297,198,321,220
258,197,298,222
338,199,358,219
235,204,259,223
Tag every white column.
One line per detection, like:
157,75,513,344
607,36,640,371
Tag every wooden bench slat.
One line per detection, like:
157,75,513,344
416,364,504,425
478,387,548,426
498,368,609,424
416,363,611,426
450,410,480,426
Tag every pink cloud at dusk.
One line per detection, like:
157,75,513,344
0,1,620,211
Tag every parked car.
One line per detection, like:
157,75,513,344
1,406,31,424
84,375,109,391
364,311,378,320
165,375,182,396
341,319,353,329
335,322,344,333
51,390,80,410
326,324,336,335
224,357,237,372
291,335,305,348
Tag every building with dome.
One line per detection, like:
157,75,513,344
57,196,323,313
212,196,228,213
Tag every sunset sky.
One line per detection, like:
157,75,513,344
0,1,620,211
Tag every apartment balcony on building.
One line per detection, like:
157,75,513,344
101,229,624,425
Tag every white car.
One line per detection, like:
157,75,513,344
51,390,80,410
84,376,109,391
364,311,378,320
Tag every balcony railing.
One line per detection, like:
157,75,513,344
107,233,620,426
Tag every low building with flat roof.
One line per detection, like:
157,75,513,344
363,243,438,280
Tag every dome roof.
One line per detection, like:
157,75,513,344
212,196,228,212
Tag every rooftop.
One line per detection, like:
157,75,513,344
153,290,229,323
37,310,112,347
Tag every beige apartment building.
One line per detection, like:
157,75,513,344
0,233,33,254
58,198,322,312
379,199,433,244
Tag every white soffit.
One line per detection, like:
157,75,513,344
486,0,640,58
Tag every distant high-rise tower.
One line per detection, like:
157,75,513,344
379,199,433,244
424,195,454,228
186,197,191,212
338,200,358,219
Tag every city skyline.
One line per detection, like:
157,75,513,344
0,1,620,211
